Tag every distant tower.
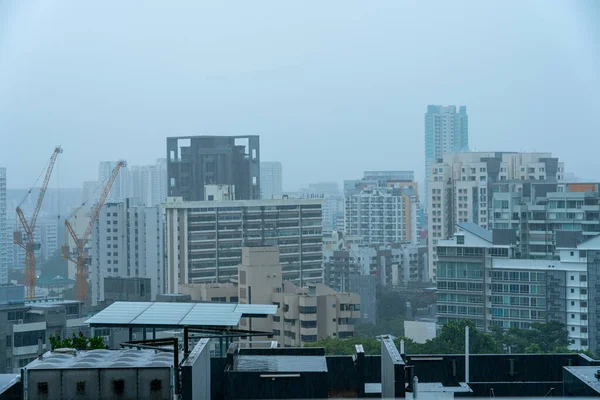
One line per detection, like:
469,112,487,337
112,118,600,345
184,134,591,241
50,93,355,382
260,162,283,199
424,105,468,204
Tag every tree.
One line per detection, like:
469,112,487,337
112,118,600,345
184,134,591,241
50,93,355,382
304,337,381,355
49,331,107,351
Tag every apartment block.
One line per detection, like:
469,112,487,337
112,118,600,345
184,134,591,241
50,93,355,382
99,161,129,202
345,171,419,245
164,197,323,292
260,161,283,200
0,168,6,284
167,135,260,201
428,152,564,280
424,105,469,203
436,223,594,352
128,158,168,206
489,182,600,259
90,198,165,306
0,285,84,374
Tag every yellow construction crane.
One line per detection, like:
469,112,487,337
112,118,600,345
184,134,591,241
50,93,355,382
63,160,126,302
14,146,63,299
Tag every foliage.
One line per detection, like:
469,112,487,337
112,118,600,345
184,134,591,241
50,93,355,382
39,250,68,281
306,321,594,358
49,331,107,351
355,316,406,339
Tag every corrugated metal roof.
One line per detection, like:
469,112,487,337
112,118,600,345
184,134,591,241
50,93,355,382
234,355,328,372
26,349,173,370
85,301,276,328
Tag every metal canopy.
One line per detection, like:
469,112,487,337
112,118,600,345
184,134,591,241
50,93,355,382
85,301,277,328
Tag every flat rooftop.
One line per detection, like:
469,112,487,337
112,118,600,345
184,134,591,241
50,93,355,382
25,349,173,370
564,366,600,394
85,301,277,328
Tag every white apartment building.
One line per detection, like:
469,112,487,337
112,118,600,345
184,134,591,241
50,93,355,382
164,197,324,292
436,223,592,352
260,162,283,200
0,168,7,284
90,198,164,306
128,158,167,206
428,152,565,280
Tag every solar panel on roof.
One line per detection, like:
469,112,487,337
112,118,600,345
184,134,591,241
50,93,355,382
84,301,275,328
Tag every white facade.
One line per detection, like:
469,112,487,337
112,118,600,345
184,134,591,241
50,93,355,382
90,199,164,306
428,152,565,280
127,158,167,206
0,168,7,283
260,162,283,200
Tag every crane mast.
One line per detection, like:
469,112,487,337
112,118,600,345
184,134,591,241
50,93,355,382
63,160,126,302
14,146,62,299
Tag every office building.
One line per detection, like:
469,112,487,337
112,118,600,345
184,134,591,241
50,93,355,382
260,161,283,200
166,135,260,201
90,198,164,306
103,276,152,304
424,105,468,203
344,171,419,245
490,181,600,259
98,161,129,202
0,168,7,284
0,285,83,374
436,223,594,352
428,152,565,280
164,197,323,292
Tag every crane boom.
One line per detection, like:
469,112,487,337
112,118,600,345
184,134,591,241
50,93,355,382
63,160,126,302
15,146,62,299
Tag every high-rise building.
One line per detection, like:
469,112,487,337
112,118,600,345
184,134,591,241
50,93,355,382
424,105,468,203
428,152,564,280
164,197,323,292
98,161,129,202
166,135,260,201
344,171,419,245
436,223,594,352
0,168,7,284
260,162,283,200
128,158,167,206
90,198,165,306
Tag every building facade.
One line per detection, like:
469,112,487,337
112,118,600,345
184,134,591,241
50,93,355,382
436,223,592,352
167,135,260,201
260,161,283,200
128,158,167,206
345,171,419,245
164,198,323,292
0,168,6,284
90,198,165,306
98,161,129,202
424,105,469,203
428,152,564,280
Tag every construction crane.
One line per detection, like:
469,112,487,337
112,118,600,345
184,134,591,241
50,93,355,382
63,160,126,302
14,146,63,299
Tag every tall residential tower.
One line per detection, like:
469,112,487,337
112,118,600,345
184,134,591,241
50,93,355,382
260,161,283,199
424,105,468,202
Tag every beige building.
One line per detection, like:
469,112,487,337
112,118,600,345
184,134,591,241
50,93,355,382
175,246,360,346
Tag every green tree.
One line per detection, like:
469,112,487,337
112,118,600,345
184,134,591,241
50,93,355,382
49,331,107,351
304,337,381,355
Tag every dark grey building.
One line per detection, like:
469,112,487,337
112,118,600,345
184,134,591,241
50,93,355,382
167,135,260,201
103,277,152,304
349,274,377,324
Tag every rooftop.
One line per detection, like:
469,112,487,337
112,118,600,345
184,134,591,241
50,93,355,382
25,349,174,370
457,222,493,243
564,366,600,394
163,198,324,209
234,355,328,373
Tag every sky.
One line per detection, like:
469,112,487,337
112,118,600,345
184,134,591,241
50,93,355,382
0,1,599,191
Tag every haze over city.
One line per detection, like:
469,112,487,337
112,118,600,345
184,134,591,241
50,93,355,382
1,1,599,190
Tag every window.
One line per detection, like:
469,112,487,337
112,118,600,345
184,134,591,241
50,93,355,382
571,288,575,293
582,339,588,346
300,320,317,328
581,301,588,307
580,274,587,282
6,335,12,348
570,275,574,281
37,382,49,395
571,314,575,319
571,301,575,306
581,288,588,295
299,306,316,314
456,235,465,245
14,330,45,347
581,314,588,321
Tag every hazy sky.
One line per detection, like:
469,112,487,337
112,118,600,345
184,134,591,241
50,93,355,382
1,1,598,190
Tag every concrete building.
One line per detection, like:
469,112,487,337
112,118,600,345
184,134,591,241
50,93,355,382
127,158,167,206
103,276,152,304
164,197,323,291
345,171,419,245
0,168,6,284
98,161,129,202
435,223,594,352
90,198,164,306
424,105,469,203
166,135,260,201
178,282,238,303
260,161,283,200
0,285,84,374
428,152,565,280
489,181,600,259
349,274,377,324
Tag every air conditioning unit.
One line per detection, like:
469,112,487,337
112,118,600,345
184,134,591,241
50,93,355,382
18,319,23,324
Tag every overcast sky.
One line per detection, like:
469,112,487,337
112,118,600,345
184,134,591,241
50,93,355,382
0,1,598,191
